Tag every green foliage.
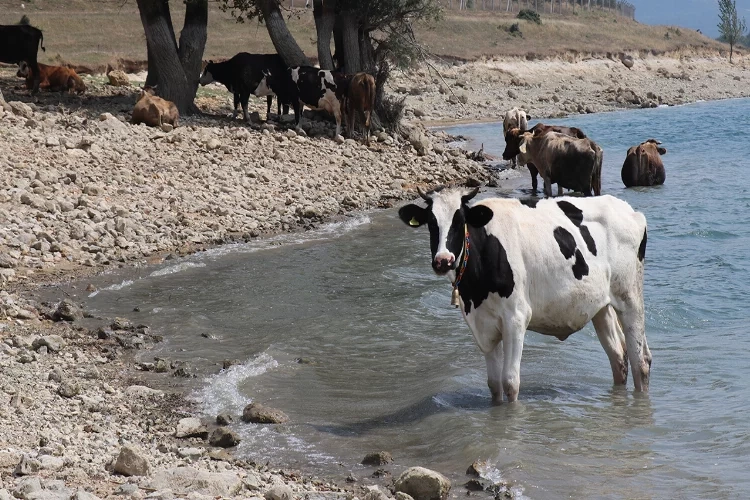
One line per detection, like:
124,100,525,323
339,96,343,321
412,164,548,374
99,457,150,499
717,0,747,60
506,23,522,38
517,9,541,25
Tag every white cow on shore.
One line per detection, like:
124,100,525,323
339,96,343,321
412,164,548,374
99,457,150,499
399,187,651,403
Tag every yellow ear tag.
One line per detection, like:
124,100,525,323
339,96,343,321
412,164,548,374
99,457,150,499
519,142,527,154
409,217,420,226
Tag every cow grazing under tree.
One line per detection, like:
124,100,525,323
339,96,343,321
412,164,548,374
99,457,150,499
621,139,667,187
0,17,45,93
503,123,588,193
199,53,289,123
398,187,651,403
515,130,603,197
261,66,347,138
344,72,376,144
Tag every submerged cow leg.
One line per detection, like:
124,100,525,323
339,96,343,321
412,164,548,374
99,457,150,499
615,296,650,392
543,176,553,198
484,342,504,404
528,163,539,193
592,305,628,385
501,315,528,402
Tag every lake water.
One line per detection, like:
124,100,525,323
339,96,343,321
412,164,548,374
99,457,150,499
77,99,750,499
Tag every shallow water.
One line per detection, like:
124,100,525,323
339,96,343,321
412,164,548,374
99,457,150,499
78,99,750,498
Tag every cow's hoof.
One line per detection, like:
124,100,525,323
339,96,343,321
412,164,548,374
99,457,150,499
334,134,345,144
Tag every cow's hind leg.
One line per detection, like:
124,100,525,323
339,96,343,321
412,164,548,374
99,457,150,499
615,295,650,392
501,313,529,402
484,341,504,404
592,305,628,385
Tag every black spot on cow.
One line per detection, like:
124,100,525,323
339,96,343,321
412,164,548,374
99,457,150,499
520,198,538,208
557,200,583,226
638,228,647,261
553,227,576,259
458,228,515,315
579,225,597,255
572,249,589,280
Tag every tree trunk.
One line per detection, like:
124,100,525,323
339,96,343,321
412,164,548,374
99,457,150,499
313,0,336,70
145,40,159,87
178,0,208,100
359,28,375,73
730,43,734,63
338,10,361,74
258,0,310,67
137,0,202,115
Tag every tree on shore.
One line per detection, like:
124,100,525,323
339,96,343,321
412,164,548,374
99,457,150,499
136,0,208,115
717,0,746,63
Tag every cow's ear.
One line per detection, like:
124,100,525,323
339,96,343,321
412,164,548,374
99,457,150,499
466,205,493,228
518,139,527,154
657,147,667,155
398,204,429,228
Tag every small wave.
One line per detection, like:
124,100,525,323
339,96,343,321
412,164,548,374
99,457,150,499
149,261,206,277
88,279,133,297
196,353,278,416
199,215,372,260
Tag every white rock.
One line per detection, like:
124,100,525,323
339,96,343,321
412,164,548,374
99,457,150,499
148,467,242,497
125,385,164,397
394,467,451,500
174,417,207,439
114,445,152,476
264,485,293,500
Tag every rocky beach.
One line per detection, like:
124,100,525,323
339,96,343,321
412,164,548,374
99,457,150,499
2,49,749,499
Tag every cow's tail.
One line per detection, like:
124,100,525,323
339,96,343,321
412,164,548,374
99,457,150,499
39,31,46,52
592,144,603,196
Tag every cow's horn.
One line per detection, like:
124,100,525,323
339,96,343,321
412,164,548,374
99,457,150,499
462,187,480,203
417,187,431,201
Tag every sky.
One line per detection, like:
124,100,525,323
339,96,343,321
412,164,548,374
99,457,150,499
630,0,750,38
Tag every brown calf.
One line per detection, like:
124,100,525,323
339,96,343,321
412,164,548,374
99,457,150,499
344,72,375,144
17,61,86,94
621,139,667,187
131,87,179,128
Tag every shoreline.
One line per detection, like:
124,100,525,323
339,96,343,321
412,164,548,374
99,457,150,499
2,50,748,498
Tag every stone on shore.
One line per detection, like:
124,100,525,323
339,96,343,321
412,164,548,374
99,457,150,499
209,427,241,448
14,455,41,476
148,467,243,497
394,467,451,500
107,70,130,87
242,403,289,424
362,451,393,466
174,417,208,439
264,485,293,500
113,445,152,476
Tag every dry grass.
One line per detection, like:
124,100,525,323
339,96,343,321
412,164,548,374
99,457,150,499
0,0,733,69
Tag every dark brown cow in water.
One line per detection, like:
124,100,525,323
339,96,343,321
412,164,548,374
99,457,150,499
516,130,603,198
503,123,588,193
621,139,667,187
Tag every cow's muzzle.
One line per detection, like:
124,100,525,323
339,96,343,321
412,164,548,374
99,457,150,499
432,253,455,274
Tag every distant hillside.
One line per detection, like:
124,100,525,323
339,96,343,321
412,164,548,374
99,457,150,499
0,0,734,69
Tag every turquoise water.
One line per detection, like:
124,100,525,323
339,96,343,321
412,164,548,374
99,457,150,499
79,99,750,499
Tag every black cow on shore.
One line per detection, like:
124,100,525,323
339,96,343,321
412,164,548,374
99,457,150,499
0,17,46,93
261,66,349,137
199,53,288,122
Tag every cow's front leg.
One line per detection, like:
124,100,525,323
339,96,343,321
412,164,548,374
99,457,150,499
332,99,343,138
484,342,504,404
502,314,529,402
543,176,553,198
232,92,240,119
616,297,650,392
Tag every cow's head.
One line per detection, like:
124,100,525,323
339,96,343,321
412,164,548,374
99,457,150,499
16,61,30,79
398,187,493,275
642,139,667,156
199,61,215,85
502,127,524,160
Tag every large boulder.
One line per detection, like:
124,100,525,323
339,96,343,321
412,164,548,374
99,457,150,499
394,467,451,500
174,417,208,439
242,403,289,424
148,467,243,497
113,445,152,476
107,70,130,87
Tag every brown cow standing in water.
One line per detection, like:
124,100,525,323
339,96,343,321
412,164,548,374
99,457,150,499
621,140,667,187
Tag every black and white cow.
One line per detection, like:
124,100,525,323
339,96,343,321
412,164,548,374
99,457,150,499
261,66,348,138
399,187,651,403
199,53,288,122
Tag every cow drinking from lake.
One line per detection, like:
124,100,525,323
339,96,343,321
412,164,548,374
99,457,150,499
398,187,651,403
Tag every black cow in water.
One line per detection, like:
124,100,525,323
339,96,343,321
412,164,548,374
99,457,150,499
0,17,46,93
199,53,289,122
261,66,348,138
